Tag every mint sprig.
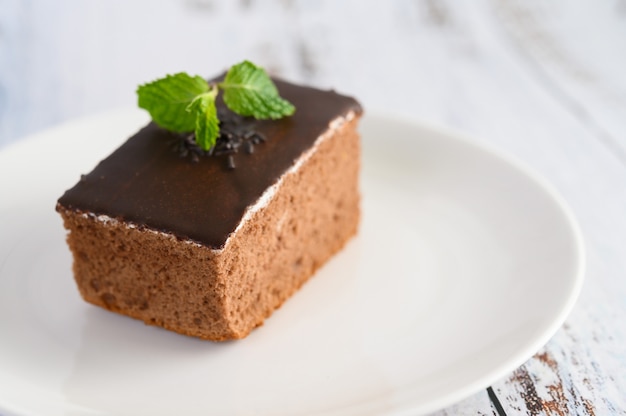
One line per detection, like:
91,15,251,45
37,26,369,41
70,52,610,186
137,73,208,133
136,61,295,151
188,86,219,151
220,61,295,119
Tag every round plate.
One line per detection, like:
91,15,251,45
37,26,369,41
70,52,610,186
0,111,584,416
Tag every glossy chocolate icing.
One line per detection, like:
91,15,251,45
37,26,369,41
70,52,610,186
57,79,362,248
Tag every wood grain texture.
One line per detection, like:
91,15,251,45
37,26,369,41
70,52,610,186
1,0,625,414
494,0,626,163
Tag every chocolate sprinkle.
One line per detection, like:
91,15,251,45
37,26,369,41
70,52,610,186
227,155,236,170
172,109,262,168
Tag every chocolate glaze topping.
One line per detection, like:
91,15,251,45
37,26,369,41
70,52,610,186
57,79,362,248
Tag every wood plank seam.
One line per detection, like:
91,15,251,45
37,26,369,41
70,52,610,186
488,386,508,416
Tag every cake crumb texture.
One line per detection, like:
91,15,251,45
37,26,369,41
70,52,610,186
57,116,361,340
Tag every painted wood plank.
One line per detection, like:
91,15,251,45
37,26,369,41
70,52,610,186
493,0,626,162
493,288,626,415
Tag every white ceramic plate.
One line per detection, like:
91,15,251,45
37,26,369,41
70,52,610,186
0,111,584,416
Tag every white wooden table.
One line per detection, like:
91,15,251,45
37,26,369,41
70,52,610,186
1,0,625,414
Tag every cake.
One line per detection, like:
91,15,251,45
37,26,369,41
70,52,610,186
56,78,362,341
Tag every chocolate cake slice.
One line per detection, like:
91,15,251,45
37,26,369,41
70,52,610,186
56,79,362,341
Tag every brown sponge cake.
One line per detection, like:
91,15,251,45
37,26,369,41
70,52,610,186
56,79,362,341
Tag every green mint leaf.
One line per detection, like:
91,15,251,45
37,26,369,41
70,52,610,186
187,87,219,151
137,73,209,132
219,60,295,120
